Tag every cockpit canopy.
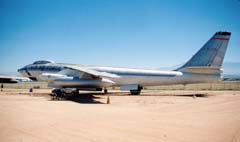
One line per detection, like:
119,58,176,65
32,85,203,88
33,60,55,64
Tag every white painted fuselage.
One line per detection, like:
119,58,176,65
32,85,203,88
18,63,220,88
17,31,230,94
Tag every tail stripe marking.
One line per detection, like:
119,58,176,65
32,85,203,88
212,37,229,40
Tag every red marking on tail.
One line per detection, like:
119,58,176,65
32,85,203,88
212,37,229,40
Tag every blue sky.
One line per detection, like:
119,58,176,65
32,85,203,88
1,0,240,73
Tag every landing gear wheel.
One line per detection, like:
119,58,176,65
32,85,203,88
51,89,64,100
130,90,141,95
72,89,79,96
130,86,142,95
104,89,108,94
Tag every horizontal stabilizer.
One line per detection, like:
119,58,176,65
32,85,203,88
180,67,222,74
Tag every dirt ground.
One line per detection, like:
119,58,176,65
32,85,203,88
0,89,240,142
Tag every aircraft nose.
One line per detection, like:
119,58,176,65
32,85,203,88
17,67,27,75
17,67,24,73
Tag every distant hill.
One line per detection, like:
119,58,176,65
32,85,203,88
223,74,240,81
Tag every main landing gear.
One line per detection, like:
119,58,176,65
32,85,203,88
51,89,79,100
51,89,63,100
130,86,143,95
104,88,108,94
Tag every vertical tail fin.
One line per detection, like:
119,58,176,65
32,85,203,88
177,31,231,71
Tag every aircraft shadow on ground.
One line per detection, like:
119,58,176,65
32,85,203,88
174,94,208,97
50,93,105,104
49,92,209,104
69,94,104,104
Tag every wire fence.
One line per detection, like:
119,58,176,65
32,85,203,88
146,81,240,90
2,81,240,90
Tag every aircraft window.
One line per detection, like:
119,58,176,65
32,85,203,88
39,66,44,71
49,66,54,71
50,66,59,71
43,66,47,71
42,66,61,71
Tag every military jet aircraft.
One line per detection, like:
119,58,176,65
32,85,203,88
18,31,231,95
0,75,31,83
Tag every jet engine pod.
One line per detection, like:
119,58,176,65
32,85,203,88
51,77,115,88
37,73,73,82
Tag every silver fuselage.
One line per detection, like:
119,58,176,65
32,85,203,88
18,63,221,88
17,32,230,91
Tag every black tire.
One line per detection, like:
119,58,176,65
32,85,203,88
130,90,141,95
104,89,108,94
72,89,79,96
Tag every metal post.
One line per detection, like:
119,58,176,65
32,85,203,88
1,83,3,92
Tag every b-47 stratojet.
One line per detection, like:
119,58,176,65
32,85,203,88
18,31,231,95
